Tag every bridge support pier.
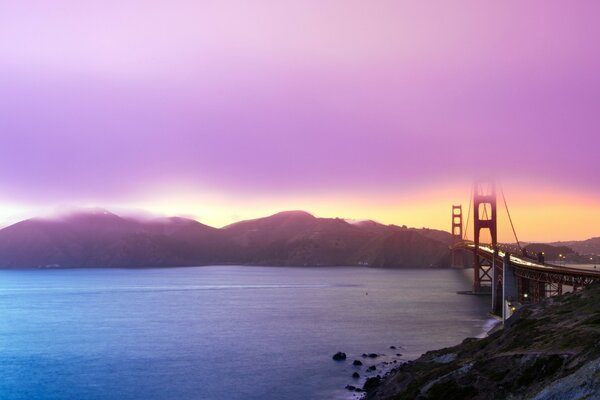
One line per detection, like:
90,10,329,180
502,252,518,323
491,250,503,315
531,281,546,302
519,278,530,302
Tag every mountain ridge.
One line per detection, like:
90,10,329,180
0,209,454,269
3,209,595,269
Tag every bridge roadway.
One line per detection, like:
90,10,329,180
456,241,600,293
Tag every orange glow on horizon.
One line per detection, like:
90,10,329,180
127,180,599,243
0,181,597,243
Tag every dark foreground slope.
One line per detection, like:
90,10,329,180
366,284,600,400
0,210,453,268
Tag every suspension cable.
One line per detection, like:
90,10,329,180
500,183,521,250
463,184,473,241
483,203,492,246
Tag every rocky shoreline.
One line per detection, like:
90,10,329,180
332,349,408,396
331,319,500,397
361,283,600,399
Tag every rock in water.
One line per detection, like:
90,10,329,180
332,352,347,361
352,372,360,379
345,385,364,392
353,360,363,366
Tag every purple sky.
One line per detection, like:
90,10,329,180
0,1,599,240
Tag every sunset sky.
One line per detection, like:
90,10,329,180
0,1,599,242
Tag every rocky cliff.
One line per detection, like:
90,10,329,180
365,284,600,400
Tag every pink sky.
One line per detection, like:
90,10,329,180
0,1,599,241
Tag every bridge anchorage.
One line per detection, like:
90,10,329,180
452,180,600,323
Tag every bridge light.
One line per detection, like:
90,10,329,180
523,293,528,298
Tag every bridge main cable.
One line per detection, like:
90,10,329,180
463,184,473,241
500,184,521,250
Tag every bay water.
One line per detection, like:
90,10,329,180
0,266,491,399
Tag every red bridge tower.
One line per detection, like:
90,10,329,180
473,179,497,292
451,205,464,267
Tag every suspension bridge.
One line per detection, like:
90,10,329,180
451,179,600,322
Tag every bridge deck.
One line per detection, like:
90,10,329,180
457,242,600,283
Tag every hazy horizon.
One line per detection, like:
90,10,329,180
0,204,596,244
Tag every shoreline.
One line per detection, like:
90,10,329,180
362,285,600,399
476,317,502,338
350,307,500,398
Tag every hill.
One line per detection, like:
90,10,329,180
0,209,219,267
551,237,600,257
0,209,453,268
522,242,599,263
524,243,576,261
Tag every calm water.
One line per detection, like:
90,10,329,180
0,267,490,400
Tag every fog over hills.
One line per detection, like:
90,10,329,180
0,209,454,268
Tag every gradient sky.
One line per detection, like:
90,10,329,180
0,1,599,241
